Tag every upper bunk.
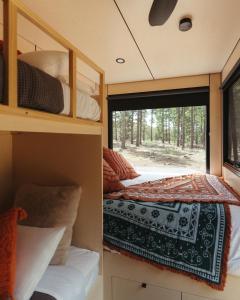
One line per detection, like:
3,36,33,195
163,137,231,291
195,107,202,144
0,0,104,135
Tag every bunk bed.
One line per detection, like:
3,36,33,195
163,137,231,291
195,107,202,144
0,1,104,300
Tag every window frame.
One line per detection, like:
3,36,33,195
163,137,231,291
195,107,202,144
108,87,210,173
223,61,240,176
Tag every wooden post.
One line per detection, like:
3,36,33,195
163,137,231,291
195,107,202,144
69,49,77,118
99,72,105,123
4,0,18,107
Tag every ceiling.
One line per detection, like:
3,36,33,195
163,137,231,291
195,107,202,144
21,0,240,84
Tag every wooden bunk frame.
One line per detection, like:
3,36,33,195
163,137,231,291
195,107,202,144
0,0,105,135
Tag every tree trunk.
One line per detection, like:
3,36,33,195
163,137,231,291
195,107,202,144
150,109,154,141
130,111,134,144
136,110,141,147
190,107,194,149
177,107,180,147
142,110,146,142
120,111,126,149
181,107,185,150
162,109,165,144
114,111,118,141
139,110,142,145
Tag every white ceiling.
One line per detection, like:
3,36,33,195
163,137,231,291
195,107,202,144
21,0,240,84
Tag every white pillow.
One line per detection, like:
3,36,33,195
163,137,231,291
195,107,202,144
14,225,65,300
18,50,68,79
18,51,98,95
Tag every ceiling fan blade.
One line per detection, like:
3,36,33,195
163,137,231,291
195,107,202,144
149,0,178,26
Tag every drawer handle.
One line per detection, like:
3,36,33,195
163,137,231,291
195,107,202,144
141,283,147,288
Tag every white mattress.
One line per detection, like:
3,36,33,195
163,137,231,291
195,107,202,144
35,246,100,300
60,81,101,121
121,171,240,277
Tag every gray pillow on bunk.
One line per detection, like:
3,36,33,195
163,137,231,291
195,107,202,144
15,184,81,265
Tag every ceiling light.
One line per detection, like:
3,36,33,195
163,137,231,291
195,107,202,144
179,17,192,32
116,58,125,64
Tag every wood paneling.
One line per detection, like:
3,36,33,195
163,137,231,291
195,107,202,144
12,133,103,254
0,132,13,212
108,74,209,95
209,73,222,176
222,39,240,83
104,251,240,300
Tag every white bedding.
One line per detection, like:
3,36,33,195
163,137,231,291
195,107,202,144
35,246,100,300
60,81,101,121
121,171,240,277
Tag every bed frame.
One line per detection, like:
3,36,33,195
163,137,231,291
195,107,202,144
1,0,105,130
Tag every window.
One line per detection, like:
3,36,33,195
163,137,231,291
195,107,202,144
223,64,240,174
108,88,210,173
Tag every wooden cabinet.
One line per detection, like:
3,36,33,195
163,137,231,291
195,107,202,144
182,294,215,300
112,276,181,300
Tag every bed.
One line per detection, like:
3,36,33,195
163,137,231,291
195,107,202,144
0,53,101,121
103,171,240,290
31,246,100,300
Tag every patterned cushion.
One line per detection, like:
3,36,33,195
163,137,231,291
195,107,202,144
103,147,139,180
0,208,27,300
103,159,125,193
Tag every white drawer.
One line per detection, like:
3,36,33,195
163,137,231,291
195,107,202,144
182,293,215,300
112,276,181,300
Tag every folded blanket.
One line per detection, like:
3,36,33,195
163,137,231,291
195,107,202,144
104,199,231,290
105,174,240,206
0,53,64,114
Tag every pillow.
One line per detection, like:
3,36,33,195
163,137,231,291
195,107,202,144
103,159,125,193
18,51,96,95
15,184,81,265
15,225,65,300
18,50,68,78
103,147,140,180
0,208,27,300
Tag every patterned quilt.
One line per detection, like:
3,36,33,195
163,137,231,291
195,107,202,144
105,174,240,206
103,174,239,290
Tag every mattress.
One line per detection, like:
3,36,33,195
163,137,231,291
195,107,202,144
60,81,101,121
34,246,100,300
121,170,240,277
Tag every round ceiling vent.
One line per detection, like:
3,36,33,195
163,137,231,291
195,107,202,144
179,17,192,32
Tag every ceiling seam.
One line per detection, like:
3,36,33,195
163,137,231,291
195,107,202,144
113,0,155,80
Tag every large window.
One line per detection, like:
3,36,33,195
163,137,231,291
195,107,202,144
108,88,210,173
223,64,240,174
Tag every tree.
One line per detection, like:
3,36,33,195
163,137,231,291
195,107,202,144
120,111,126,149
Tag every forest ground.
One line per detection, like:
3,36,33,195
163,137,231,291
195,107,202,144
113,141,206,176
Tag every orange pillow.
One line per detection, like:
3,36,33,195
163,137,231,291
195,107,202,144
103,147,139,180
0,207,27,299
103,159,125,193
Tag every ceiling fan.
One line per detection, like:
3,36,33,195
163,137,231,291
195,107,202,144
149,0,178,26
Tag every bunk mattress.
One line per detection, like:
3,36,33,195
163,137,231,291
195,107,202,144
104,171,240,289
0,53,100,121
31,246,100,300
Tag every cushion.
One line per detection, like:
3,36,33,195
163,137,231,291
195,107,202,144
0,208,27,300
18,51,96,95
103,147,140,180
15,225,65,300
103,159,124,193
15,184,81,265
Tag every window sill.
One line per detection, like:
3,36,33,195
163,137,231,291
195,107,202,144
223,162,240,177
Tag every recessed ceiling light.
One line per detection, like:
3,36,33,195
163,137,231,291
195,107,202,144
179,17,192,32
116,58,125,64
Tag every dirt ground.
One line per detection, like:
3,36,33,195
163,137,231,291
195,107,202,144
113,141,206,175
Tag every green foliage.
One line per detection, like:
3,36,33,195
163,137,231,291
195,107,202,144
113,106,206,150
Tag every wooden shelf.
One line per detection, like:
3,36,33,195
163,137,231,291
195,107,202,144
0,106,102,135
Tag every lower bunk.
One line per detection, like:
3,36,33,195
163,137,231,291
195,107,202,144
103,170,240,300
31,246,100,300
